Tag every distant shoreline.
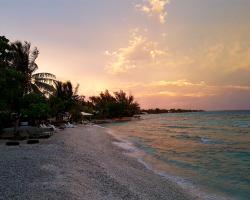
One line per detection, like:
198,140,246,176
141,108,205,114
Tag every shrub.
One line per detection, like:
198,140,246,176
21,103,51,122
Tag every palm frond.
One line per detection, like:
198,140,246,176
74,83,79,96
31,84,43,94
33,77,57,84
29,62,38,73
32,72,56,79
10,41,38,75
34,80,56,93
29,47,39,64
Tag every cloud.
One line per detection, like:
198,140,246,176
224,85,250,91
104,78,250,109
116,79,250,99
197,42,250,73
105,29,195,75
136,0,170,24
105,30,169,74
150,79,206,87
133,80,217,98
153,40,250,85
141,91,214,98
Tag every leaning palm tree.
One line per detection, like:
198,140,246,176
10,41,56,96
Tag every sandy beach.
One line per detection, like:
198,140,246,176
0,125,198,200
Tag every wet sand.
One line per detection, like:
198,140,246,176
0,125,199,200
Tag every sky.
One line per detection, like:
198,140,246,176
1,0,250,110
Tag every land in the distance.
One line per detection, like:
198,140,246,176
141,108,204,114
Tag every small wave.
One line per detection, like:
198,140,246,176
137,158,234,200
95,125,137,152
166,125,193,129
200,137,226,145
172,135,223,145
171,134,200,141
200,138,213,144
112,140,137,152
233,125,250,128
232,122,250,128
94,124,117,136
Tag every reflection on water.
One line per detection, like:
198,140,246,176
105,111,250,200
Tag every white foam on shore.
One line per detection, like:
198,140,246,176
97,125,234,200
94,125,138,153
137,157,235,200
93,124,107,129
112,141,137,152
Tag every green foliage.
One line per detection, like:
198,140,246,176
0,36,23,112
90,90,140,118
89,90,116,118
0,35,141,128
19,93,50,123
0,35,56,128
10,40,56,95
21,103,50,121
0,36,12,66
20,93,47,108
49,96,66,116
51,81,87,121
0,67,24,112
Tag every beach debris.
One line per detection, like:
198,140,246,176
27,139,39,144
65,122,77,128
6,141,20,146
1,126,53,140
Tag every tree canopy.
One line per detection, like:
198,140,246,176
0,35,141,129
90,90,140,118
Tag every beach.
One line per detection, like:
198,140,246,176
0,125,197,200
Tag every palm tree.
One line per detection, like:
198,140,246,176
51,81,82,120
10,41,56,95
54,81,79,101
53,81,80,110
90,90,140,118
114,90,140,117
89,90,116,117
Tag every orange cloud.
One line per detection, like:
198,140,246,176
136,0,170,24
105,29,169,74
139,91,214,98
150,79,206,87
113,79,250,101
196,42,250,73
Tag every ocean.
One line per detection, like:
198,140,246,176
104,111,250,200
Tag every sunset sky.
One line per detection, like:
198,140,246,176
1,0,250,110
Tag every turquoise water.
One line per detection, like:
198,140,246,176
104,111,250,200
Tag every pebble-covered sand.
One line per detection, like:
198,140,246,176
0,125,199,200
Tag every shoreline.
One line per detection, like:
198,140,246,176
0,125,198,200
101,125,232,200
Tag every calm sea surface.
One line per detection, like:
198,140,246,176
104,111,250,200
